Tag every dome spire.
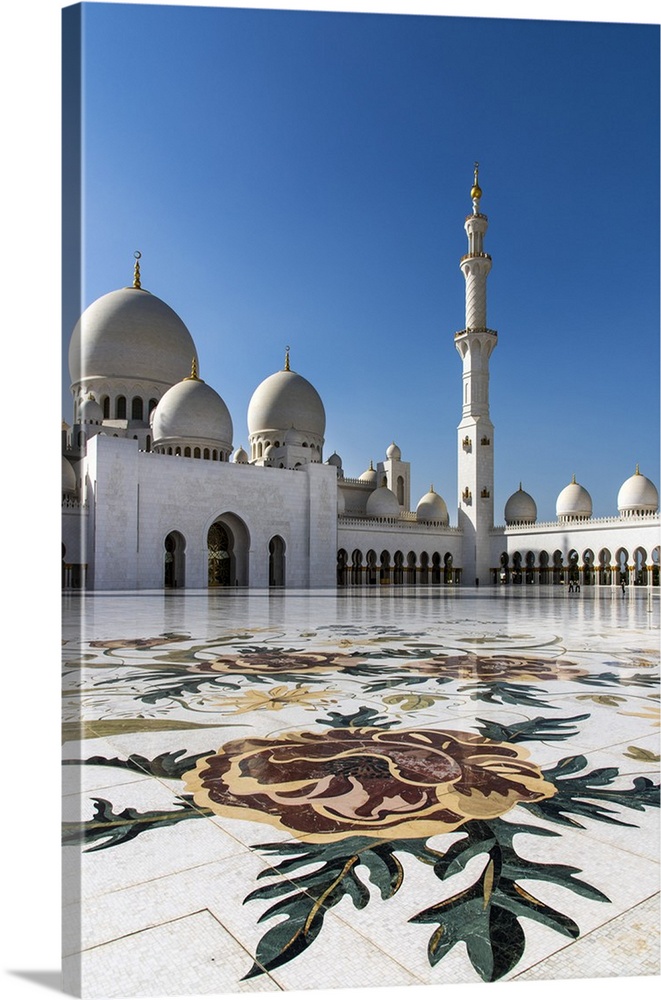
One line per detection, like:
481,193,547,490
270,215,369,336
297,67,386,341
184,357,202,382
284,345,291,371
132,250,142,289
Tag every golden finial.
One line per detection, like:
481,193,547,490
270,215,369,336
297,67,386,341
184,357,202,381
132,250,142,289
470,161,482,204
571,473,576,484
635,463,640,475
284,345,291,372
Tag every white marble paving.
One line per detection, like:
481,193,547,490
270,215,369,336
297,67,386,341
62,588,660,996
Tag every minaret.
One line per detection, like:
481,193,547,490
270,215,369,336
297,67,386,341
455,164,497,585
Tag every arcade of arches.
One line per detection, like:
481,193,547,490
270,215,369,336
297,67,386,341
495,546,661,587
337,546,661,587
337,549,458,586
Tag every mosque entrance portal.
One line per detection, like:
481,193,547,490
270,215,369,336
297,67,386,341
207,514,250,587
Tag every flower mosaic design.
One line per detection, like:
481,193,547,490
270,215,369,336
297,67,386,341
183,726,556,842
217,685,340,714
89,633,189,650
190,650,359,676
64,621,660,987
404,653,586,683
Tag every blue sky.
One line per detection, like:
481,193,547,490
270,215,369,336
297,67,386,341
63,2,659,522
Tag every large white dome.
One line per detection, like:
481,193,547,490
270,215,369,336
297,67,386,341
247,366,325,442
69,286,198,388
62,456,77,495
416,486,449,524
617,466,658,515
556,476,592,521
151,370,233,454
366,485,400,517
504,484,537,525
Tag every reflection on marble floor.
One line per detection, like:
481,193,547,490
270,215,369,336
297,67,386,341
62,588,660,998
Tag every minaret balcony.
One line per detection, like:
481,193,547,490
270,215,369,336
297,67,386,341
465,213,488,222
460,252,492,262
454,327,498,338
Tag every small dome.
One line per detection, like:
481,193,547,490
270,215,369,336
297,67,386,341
151,368,233,453
617,466,658,515
416,486,449,524
79,393,104,424
504,484,537,525
366,485,400,517
327,452,342,468
232,446,249,464
556,476,592,521
359,461,377,484
62,456,77,495
263,444,277,461
69,285,197,388
247,365,325,443
386,441,401,461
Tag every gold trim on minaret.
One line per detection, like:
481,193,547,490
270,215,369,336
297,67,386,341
133,250,142,289
470,162,482,205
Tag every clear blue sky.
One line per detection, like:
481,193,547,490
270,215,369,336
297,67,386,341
63,1,659,522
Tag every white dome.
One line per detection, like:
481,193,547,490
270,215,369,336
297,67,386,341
247,367,325,442
232,446,249,464
151,372,233,452
617,466,658,514
359,462,377,484
556,476,592,521
62,456,77,494
366,485,400,517
285,426,305,446
504,484,537,525
69,285,197,388
386,442,401,461
416,486,449,524
327,451,343,468
79,393,104,424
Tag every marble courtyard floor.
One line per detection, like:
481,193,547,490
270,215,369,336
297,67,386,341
62,588,660,998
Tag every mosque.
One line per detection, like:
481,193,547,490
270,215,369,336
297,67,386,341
61,168,660,591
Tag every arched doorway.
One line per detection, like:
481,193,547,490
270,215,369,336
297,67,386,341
407,551,417,585
208,523,232,586
366,550,377,586
583,549,595,586
270,536,286,587
380,550,391,584
164,531,186,588
207,514,250,587
616,547,630,585
351,549,363,586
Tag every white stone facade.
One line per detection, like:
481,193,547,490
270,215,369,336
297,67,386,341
62,171,659,591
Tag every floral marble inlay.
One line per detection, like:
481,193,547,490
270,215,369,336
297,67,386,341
62,590,660,995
